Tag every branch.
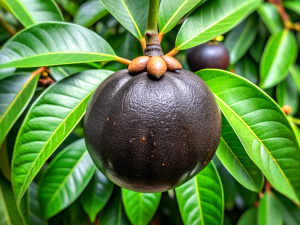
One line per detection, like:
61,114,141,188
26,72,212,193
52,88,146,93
0,16,16,36
117,57,132,65
165,48,180,57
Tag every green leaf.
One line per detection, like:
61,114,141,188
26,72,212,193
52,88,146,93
100,0,148,40
258,192,283,225
284,1,300,15
217,114,264,192
290,122,300,146
175,0,262,50
0,73,38,147
249,21,268,63
0,173,26,225
0,22,117,69
290,64,300,94
74,0,108,27
81,169,114,223
12,69,113,203
224,15,258,65
49,64,100,81
257,3,284,34
29,183,44,225
158,0,204,35
4,0,63,27
38,139,96,219
275,191,300,225
122,189,161,225
198,69,300,204
235,55,259,84
99,189,130,225
276,75,298,115
176,161,224,225
259,30,297,89
237,207,258,225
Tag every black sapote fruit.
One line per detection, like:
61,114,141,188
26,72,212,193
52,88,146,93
187,41,229,72
84,67,221,193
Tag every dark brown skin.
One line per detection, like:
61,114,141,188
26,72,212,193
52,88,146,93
187,41,229,72
84,69,221,192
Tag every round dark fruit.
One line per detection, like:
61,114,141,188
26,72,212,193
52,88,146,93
84,69,221,192
187,41,229,72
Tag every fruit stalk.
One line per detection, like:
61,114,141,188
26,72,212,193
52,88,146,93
146,0,160,45
144,0,163,56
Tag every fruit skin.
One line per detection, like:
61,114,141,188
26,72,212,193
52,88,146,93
187,41,229,72
84,69,221,192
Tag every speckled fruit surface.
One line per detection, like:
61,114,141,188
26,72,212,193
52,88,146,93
84,69,221,192
187,42,229,72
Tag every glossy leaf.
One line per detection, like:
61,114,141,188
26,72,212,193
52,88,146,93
29,183,44,225
0,22,117,69
0,173,26,225
158,0,203,35
122,189,161,225
99,189,130,225
217,114,264,192
175,0,262,50
224,15,258,65
198,69,300,204
249,21,268,63
237,207,258,225
275,191,300,225
258,192,283,225
81,169,114,223
259,30,297,89
0,73,39,147
284,1,300,15
276,75,298,115
100,0,148,40
235,55,259,84
4,0,63,27
38,139,96,219
49,64,99,81
74,0,108,27
176,162,224,225
257,3,284,34
290,64,300,94
12,69,113,203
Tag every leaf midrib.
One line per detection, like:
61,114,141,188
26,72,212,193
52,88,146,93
121,0,142,39
261,30,288,86
15,85,96,202
219,136,259,190
177,0,256,49
9,0,35,26
0,74,36,125
0,52,117,69
45,151,88,214
195,178,204,225
215,94,297,200
160,0,190,34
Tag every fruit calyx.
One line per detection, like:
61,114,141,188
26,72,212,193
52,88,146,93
128,54,182,79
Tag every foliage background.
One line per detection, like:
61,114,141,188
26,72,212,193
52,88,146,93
1,0,300,225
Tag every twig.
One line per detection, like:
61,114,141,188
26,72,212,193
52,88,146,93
117,57,132,65
0,16,16,36
165,48,180,57
268,0,299,30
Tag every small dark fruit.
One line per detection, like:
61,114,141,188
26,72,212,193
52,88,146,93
186,41,229,72
84,69,221,192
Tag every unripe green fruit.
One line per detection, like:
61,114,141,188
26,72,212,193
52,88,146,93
187,41,229,72
84,69,221,192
